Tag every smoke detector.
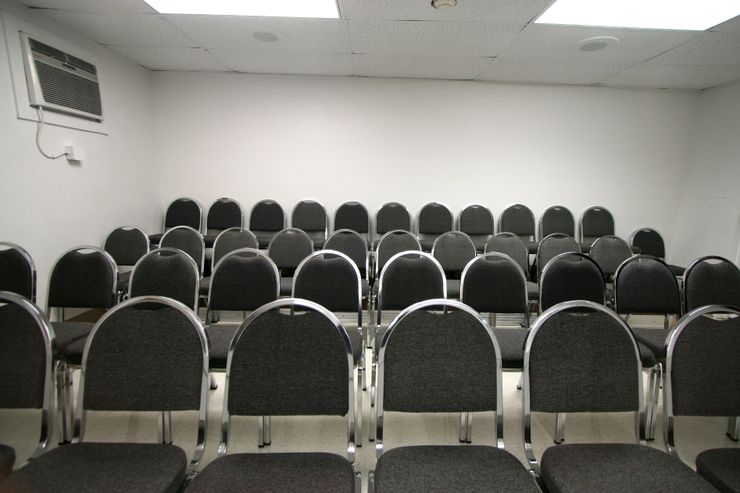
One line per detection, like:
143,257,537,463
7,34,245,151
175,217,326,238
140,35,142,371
431,0,457,8
577,36,619,52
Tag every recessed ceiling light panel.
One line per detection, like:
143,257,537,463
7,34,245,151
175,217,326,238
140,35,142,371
143,0,340,19
536,0,740,31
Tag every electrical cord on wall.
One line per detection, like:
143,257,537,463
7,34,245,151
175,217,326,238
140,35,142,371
35,107,69,160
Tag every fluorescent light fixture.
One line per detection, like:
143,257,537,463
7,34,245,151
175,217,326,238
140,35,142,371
536,0,740,31
143,0,340,19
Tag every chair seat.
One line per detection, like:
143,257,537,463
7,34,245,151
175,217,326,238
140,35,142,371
185,452,354,493
527,281,539,301
493,328,528,370
540,443,717,493
206,323,240,370
1,442,187,493
469,235,492,253
631,328,670,360
52,321,95,366
254,231,278,249
203,234,217,248
280,277,294,296
0,443,15,481
696,447,740,493
117,270,132,293
668,264,686,277
374,445,538,493
148,233,164,245
637,341,657,368
526,240,539,254
199,277,211,296
418,234,439,252
446,280,460,299
306,231,326,250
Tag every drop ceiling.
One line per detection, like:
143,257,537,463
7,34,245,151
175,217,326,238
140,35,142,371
19,0,740,91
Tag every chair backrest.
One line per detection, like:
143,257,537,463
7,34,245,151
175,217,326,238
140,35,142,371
75,295,208,469
159,225,205,275
431,231,476,278
207,249,279,320
589,235,633,280
458,204,494,252
249,199,285,248
630,228,666,259
614,255,681,316
374,230,421,278
47,246,118,311
664,305,740,455
129,248,199,311
206,197,244,236
291,199,328,247
104,226,149,268
163,197,202,232
484,232,529,278
377,252,446,323
0,291,55,457
325,229,369,279
498,204,535,239
376,299,502,454
293,251,362,319
376,202,412,237
461,252,529,316
579,206,614,245
683,256,740,313
212,227,258,269
418,202,453,235
267,228,314,274
334,201,370,237
523,301,644,469
536,233,581,281
539,252,605,312
221,298,355,460
0,242,36,302
539,205,575,239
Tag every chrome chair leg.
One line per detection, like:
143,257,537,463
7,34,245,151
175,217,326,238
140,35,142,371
466,412,473,443
264,416,271,445
159,411,172,444
356,367,363,447
554,413,566,444
258,416,266,447
56,361,73,444
209,373,218,390
645,364,661,440
727,417,739,441
517,372,523,390
459,412,468,442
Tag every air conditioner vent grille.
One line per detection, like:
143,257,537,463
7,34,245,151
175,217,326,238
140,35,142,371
35,60,102,116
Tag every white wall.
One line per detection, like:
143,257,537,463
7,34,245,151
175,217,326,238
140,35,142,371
672,81,740,266
153,72,699,246
0,0,160,305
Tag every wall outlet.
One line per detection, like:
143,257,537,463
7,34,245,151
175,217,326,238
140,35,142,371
64,144,84,163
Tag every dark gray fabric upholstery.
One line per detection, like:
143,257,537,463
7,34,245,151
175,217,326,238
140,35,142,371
48,249,116,309
696,448,740,493
446,279,460,299
334,202,370,234
130,252,197,310
160,228,204,272
541,206,575,238
292,201,327,247
376,203,411,234
164,198,201,230
306,230,327,249
268,229,314,272
52,321,94,366
484,233,529,279
468,234,493,253
253,230,278,250
500,204,535,237
581,206,614,239
419,202,453,235
0,303,46,408
83,304,204,411
590,235,632,279
0,248,33,300
493,327,528,369
461,256,528,314
227,310,349,416
0,442,186,493
250,200,285,232
212,230,258,266
459,204,494,236
0,444,14,481
419,234,441,252
382,309,497,412
207,199,242,231
685,259,740,312
631,228,666,258
670,315,740,416
104,228,149,266
375,445,538,493
631,328,670,360
280,277,293,296
615,256,680,315
536,234,581,281
326,231,368,278
294,256,359,312
528,311,639,413
432,232,476,277
209,254,278,312
185,452,354,493
539,254,605,312
205,323,239,370
199,276,210,296
380,256,444,311
376,232,420,275
117,269,132,292
527,281,539,301
540,443,717,493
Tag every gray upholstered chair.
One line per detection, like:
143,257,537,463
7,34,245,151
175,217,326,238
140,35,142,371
373,202,412,250
0,291,55,479
203,197,244,248
539,205,575,240
417,201,453,252
149,197,202,245
103,226,149,297
578,205,614,253
485,232,538,302
0,242,36,302
589,235,633,283
159,225,205,276
629,228,685,276
198,227,258,297
664,305,740,491
2,296,209,493
249,199,285,249
458,203,494,252
373,230,420,281
538,252,603,313
326,229,371,295
683,255,740,314
535,233,581,283
498,203,538,254
431,231,476,299
185,298,360,493
267,228,314,296
369,299,539,493
334,201,371,245
291,199,328,249
523,300,717,493
129,248,200,312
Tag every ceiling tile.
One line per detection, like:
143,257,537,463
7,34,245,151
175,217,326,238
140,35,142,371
338,0,548,24
37,11,194,47
601,64,740,91
353,53,483,79
479,58,632,85
210,49,353,76
497,24,694,63
107,46,229,71
165,15,351,52
349,21,522,57
711,15,740,32
22,0,155,13
650,32,740,67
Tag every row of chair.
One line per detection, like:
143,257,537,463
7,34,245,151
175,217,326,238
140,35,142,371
1,290,738,492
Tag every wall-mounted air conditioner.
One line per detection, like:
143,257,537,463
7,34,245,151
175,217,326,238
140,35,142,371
20,31,103,122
